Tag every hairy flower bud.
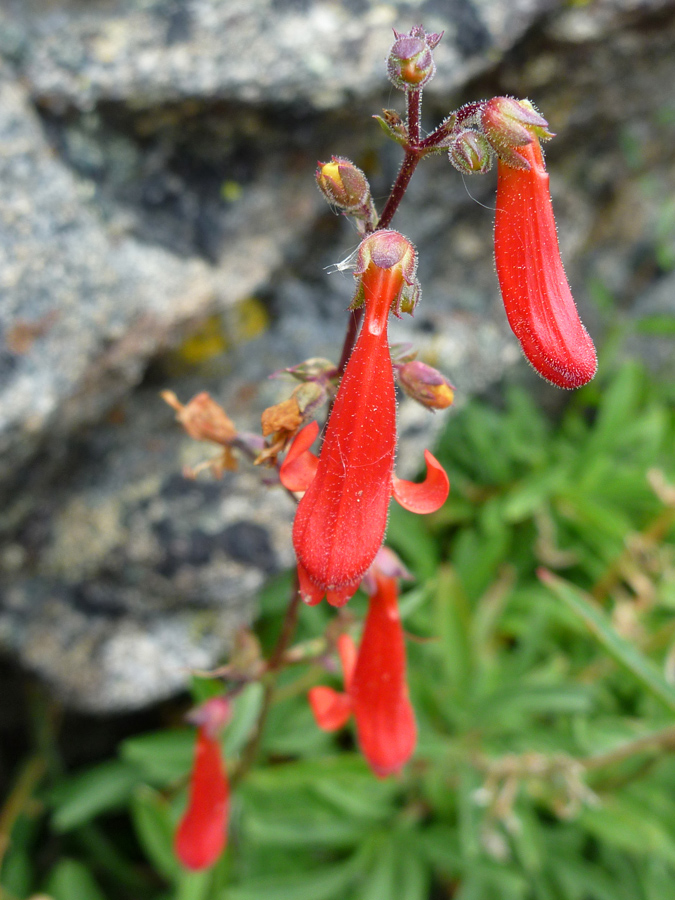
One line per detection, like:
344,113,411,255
275,357,339,384
482,97,554,169
387,26,442,91
397,360,455,409
448,129,493,175
316,157,371,212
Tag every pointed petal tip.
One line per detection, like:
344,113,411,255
308,686,353,732
392,449,449,514
279,421,320,492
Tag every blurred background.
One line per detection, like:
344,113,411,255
1,1,675,897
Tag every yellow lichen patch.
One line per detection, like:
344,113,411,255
231,295,269,342
175,314,230,366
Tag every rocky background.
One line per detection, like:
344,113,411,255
1,0,675,716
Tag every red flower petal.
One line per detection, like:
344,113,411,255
350,573,416,777
337,633,357,691
308,686,353,731
291,261,403,600
494,139,597,389
392,449,449,514
279,420,320,492
297,560,327,606
175,727,229,870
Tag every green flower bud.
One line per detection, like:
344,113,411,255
448,129,493,175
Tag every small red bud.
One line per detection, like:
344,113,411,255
316,157,371,212
397,360,455,410
387,26,441,91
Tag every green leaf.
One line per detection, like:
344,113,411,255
175,868,214,900
224,682,264,757
130,785,181,883
580,796,675,865
386,505,439,580
224,855,363,900
361,835,397,900
541,571,675,714
635,314,675,336
50,760,140,832
434,565,473,697
121,729,194,785
45,859,106,900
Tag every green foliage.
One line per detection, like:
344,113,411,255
3,360,675,899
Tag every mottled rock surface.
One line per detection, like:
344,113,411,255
1,0,675,710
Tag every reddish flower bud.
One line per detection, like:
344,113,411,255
351,572,416,778
387,26,442,91
448,129,493,175
494,137,597,389
482,97,553,169
316,157,372,212
274,357,339,385
397,360,455,410
175,725,229,870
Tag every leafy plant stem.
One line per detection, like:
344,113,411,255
231,579,302,788
0,755,46,871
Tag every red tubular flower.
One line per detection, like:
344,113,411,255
494,137,597,389
350,570,416,778
280,231,449,607
308,562,416,778
175,702,230,871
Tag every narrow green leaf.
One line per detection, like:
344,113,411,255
130,785,181,883
541,570,675,713
361,835,397,900
121,729,194,784
223,855,363,900
50,760,139,832
45,859,106,900
224,682,264,757
434,565,472,696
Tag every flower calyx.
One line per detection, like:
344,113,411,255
481,97,554,170
387,26,443,91
448,128,493,175
397,359,455,410
316,157,377,230
351,230,421,318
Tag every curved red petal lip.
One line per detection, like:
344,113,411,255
392,449,449,514
495,140,597,389
279,421,320,492
308,686,353,731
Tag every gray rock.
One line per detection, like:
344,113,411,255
1,0,675,710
